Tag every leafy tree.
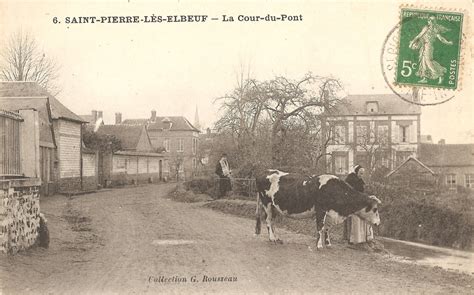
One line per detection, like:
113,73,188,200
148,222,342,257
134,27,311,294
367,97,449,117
82,129,122,152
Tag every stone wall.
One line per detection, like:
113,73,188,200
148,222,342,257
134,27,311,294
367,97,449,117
0,178,41,254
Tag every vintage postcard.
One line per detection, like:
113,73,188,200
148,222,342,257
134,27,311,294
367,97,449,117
0,0,472,294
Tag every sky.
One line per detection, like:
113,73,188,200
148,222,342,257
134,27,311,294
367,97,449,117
0,0,472,143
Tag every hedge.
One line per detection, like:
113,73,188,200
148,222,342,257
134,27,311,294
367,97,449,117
368,182,473,250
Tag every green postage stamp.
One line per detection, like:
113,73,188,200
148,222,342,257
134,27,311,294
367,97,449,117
396,9,463,89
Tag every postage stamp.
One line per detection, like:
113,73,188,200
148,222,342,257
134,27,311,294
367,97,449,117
395,9,464,90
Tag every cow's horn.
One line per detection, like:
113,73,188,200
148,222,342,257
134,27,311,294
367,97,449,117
369,195,382,204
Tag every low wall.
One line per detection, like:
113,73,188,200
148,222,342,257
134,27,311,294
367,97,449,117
0,178,41,254
108,172,164,187
58,177,81,192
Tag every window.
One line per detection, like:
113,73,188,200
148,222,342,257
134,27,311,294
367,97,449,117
399,125,410,143
177,138,184,152
355,154,368,170
192,158,197,170
366,101,379,113
375,151,390,168
356,125,368,144
192,138,198,155
334,155,347,175
465,174,473,188
446,174,456,188
333,125,346,144
0,115,21,176
163,139,170,152
377,125,389,144
396,151,412,166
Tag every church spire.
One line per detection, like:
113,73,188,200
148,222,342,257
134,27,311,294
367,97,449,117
194,105,201,131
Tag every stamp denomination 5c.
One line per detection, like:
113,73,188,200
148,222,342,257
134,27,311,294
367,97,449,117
396,9,463,90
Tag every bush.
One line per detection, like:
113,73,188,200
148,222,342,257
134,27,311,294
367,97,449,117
368,182,474,250
184,177,217,197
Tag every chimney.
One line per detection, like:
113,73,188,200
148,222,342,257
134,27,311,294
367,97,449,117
98,111,103,120
438,139,445,144
115,112,122,124
151,109,157,122
91,110,98,123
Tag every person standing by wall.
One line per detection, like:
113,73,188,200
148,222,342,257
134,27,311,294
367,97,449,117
215,153,232,198
345,165,374,246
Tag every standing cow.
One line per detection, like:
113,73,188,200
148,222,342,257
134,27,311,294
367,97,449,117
255,170,381,248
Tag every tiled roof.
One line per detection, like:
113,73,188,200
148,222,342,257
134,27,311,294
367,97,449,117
121,119,148,125
331,94,421,116
0,81,86,123
121,116,199,132
0,97,55,146
79,114,95,124
418,143,474,167
93,124,146,151
386,156,436,177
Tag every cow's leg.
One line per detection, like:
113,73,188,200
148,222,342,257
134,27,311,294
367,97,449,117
263,203,281,243
255,193,262,235
324,222,332,247
315,209,326,249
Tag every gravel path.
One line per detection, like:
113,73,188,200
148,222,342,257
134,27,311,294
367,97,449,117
0,184,472,294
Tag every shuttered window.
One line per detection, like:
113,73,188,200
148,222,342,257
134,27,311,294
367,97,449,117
0,114,22,176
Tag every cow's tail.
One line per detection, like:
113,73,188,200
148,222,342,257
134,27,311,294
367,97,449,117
255,192,262,235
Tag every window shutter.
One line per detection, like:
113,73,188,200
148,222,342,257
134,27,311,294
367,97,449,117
410,121,417,143
348,121,353,143
391,121,398,143
406,126,411,143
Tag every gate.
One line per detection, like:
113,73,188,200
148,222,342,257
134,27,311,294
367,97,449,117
214,177,256,198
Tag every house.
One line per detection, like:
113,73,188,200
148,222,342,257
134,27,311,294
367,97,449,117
386,156,438,189
323,94,421,176
418,143,474,189
119,110,200,180
0,82,88,194
91,124,166,186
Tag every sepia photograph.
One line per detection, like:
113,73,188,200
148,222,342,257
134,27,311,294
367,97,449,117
0,0,473,293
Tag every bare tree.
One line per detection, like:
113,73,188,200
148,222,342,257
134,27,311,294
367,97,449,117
0,30,60,95
354,124,392,181
215,71,344,173
256,73,343,166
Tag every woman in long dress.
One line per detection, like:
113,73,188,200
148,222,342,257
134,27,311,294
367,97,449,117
409,16,453,84
345,165,373,244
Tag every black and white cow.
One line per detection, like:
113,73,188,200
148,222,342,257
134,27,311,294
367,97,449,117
255,170,381,248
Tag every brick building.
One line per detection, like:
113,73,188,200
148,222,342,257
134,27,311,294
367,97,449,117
119,110,200,180
0,82,87,193
323,94,421,176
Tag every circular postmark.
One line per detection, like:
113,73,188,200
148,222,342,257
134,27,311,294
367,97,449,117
381,22,455,106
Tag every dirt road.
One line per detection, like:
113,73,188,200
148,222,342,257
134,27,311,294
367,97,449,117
1,184,472,294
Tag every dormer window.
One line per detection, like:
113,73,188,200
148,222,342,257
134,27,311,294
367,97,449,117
162,117,172,130
366,101,379,113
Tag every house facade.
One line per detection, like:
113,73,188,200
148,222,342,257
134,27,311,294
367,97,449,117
92,124,166,186
0,82,87,194
119,110,200,180
418,143,474,189
323,94,421,177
